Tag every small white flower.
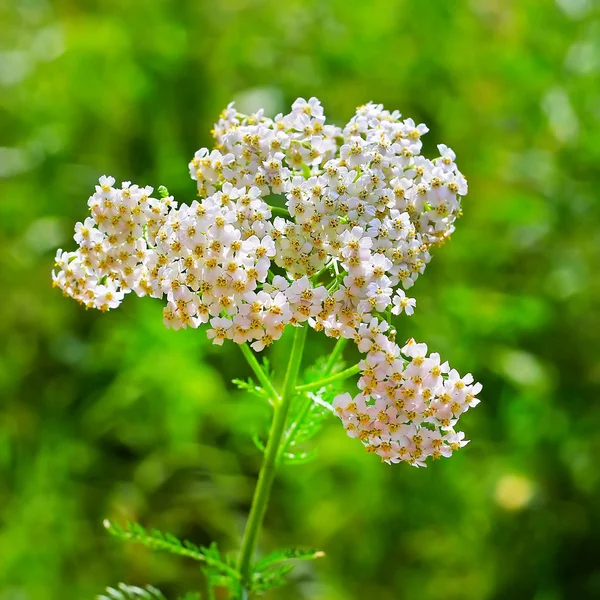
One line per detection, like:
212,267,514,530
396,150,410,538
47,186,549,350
391,290,416,316
206,317,233,345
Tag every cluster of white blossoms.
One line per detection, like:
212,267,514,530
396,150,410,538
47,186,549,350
53,98,480,466
333,336,481,466
52,177,175,311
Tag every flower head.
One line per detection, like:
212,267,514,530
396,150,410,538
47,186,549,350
52,98,479,467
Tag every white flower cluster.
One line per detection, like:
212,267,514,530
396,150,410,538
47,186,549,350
53,98,480,466
52,176,175,311
333,335,481,467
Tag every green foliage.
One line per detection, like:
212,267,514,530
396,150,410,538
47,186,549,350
97,584,166,600
97,584,200,600
103,522,323,597
104,521,239,584
254,547,325,571
250,430,267,454
260,357,272,380
233,358,275,408
247,548,324,596
232,378,270,404
201,542,241,597
250,564,295,595
280,356,344,464
234,355,276,452
103,517,323,597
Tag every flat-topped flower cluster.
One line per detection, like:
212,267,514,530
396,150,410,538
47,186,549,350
53,98,480,466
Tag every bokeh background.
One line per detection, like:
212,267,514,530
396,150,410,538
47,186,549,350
2,0,600,598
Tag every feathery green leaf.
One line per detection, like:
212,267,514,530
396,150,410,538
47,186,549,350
232,377,270,402
97,583,166,600
250,564,295,594
254,547,325,571
103,521,240,581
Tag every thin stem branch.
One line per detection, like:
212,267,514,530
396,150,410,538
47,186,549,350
239,343,280,404
295,364,361,393
281,336,350,455
310,259,334,284
267,205,291,219
237,325,308,591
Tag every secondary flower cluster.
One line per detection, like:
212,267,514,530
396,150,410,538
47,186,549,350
52,177,175,311
52,98,480,466
333,334,481,466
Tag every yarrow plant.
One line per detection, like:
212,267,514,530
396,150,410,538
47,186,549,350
53,98,481,598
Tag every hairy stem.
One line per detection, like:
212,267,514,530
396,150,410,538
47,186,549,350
237,325,308,592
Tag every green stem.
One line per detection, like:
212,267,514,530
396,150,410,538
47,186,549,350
237,325,308,592
267,205,291,219
310,260,334,284
239,343,280,404
295,364,360,393
281,337,349,457
326,273,343,292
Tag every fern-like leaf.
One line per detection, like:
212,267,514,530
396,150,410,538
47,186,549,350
280,448,318,465
281,355,346,461
254,547,325,571
97,583,166,600
248,547,325,594
103,521,239,582
260,356,272,378
232,378,270,402
251,430,266,453
201,542,240,594
97,584,203,600
233,356,274,404
250,564,295,595
285,397,331,447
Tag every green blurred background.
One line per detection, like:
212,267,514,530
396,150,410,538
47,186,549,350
2,0,600,598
